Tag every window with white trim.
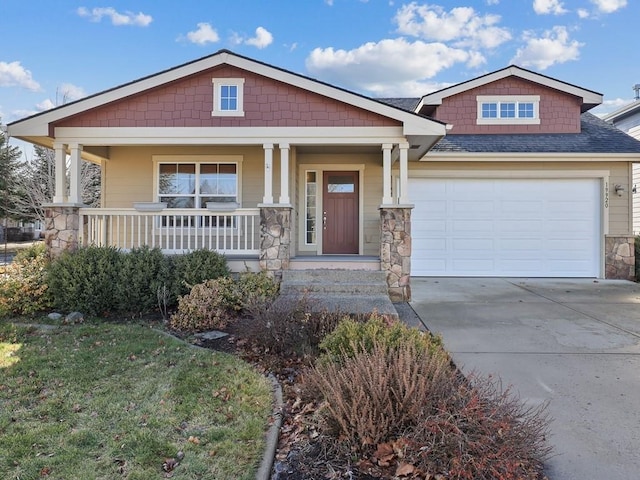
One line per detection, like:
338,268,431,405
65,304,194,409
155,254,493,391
304,171,317,245
157,160,239,227
477,95,540,125
212,78,245,116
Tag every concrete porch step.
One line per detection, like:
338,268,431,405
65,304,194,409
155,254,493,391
277,269,398,319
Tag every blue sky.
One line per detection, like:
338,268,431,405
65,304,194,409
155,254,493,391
1,0,637,132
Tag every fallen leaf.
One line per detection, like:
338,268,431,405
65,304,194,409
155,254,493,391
188,436,200,445
396,462,416,477
162,458,178,472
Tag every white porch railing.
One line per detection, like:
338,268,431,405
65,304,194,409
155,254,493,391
79,208,261,254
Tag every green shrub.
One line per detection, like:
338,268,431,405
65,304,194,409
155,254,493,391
47,246,122,316
171,249,230,297
169,277,239,332
116,246,172,315
47,247,231,317
0,243,53,317
235,270,279,310
319,314,445,364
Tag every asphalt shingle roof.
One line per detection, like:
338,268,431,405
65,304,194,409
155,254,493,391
376,96,640,155
431,113,640,154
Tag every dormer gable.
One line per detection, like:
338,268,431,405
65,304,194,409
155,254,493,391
416,65,603,135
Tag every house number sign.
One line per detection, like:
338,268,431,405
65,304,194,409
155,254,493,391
604,181,609,208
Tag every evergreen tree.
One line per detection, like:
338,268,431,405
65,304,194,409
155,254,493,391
0,130,24,219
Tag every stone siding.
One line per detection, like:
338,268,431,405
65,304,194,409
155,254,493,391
380,207,412,302
260,207,291,276
45,206,81,258
605,235,635,280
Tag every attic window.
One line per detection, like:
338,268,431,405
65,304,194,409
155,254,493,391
477,95,540,125
212,78,245,117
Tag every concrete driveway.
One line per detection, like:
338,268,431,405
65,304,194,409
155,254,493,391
409,278,640,480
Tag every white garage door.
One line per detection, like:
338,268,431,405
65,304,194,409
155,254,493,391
409,178,601,277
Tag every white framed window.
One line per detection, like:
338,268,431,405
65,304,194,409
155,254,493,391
304,171,318,245
212,78,245,117
477,95,540,125
153,155,242,227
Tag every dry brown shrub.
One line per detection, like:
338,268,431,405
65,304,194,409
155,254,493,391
407,373,552,480
307,342,454,446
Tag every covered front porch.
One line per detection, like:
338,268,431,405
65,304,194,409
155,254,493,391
7,50,447,300
43,140,422,300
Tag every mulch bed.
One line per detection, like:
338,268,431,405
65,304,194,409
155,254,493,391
187,317,378,479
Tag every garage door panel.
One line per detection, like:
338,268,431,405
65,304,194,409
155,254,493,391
409,178,600,277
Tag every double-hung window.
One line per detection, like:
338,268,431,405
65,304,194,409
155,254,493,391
212,78,245,117
477,95,540,125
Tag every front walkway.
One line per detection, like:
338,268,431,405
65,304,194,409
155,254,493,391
409,277,640,480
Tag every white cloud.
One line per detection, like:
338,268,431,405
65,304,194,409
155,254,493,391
306,38,475,96
511,26,583,70
577,8,590,18
394,3,511,49
77,7,152,26
591,97,634,117
486,0,500,4
0,61,41,91
244,27,274,49
590,0,627,13
58,83,86,102
533,0,567,15
36,99,55,111
182,23,220,45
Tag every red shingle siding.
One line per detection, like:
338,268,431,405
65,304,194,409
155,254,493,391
433,77,582,134
55,65,399,129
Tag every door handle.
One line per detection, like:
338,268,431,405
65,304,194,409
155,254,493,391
323,211,327,230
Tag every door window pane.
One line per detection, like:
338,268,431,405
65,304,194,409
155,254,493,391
327,175,355,193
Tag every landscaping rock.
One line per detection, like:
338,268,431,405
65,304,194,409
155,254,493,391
65,312,84,324
48,312,63,321
194,330,229,341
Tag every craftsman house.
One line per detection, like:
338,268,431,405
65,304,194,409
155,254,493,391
7,50,640,300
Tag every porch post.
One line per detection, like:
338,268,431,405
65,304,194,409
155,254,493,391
398,142,410,204
263,143,274,204
279,143,290,204
382,143,393,205
69,143,83,204
53,142,67,203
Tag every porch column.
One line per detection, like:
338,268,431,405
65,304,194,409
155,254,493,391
69,143,83,204
53,142,67,203
279,143,290,204
382,143,393,205
398,142,410,205
262,143,274,204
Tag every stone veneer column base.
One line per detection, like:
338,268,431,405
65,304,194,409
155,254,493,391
380,206,413,302
605,235,635,280
44,205,82,259
259,206,291,278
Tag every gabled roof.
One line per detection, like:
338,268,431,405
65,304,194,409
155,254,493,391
416,65,603,113
8,49,445,141
602,99,640,124
427,113,640,154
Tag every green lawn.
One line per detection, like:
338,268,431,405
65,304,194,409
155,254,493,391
0,321,273,480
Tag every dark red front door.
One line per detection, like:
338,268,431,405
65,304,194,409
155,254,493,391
322,171,359,254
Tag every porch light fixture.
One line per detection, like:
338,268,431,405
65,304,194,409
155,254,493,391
614,184,625,196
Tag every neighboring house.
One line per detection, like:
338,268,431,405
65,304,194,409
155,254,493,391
603,100,640,234
7,51,640,299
